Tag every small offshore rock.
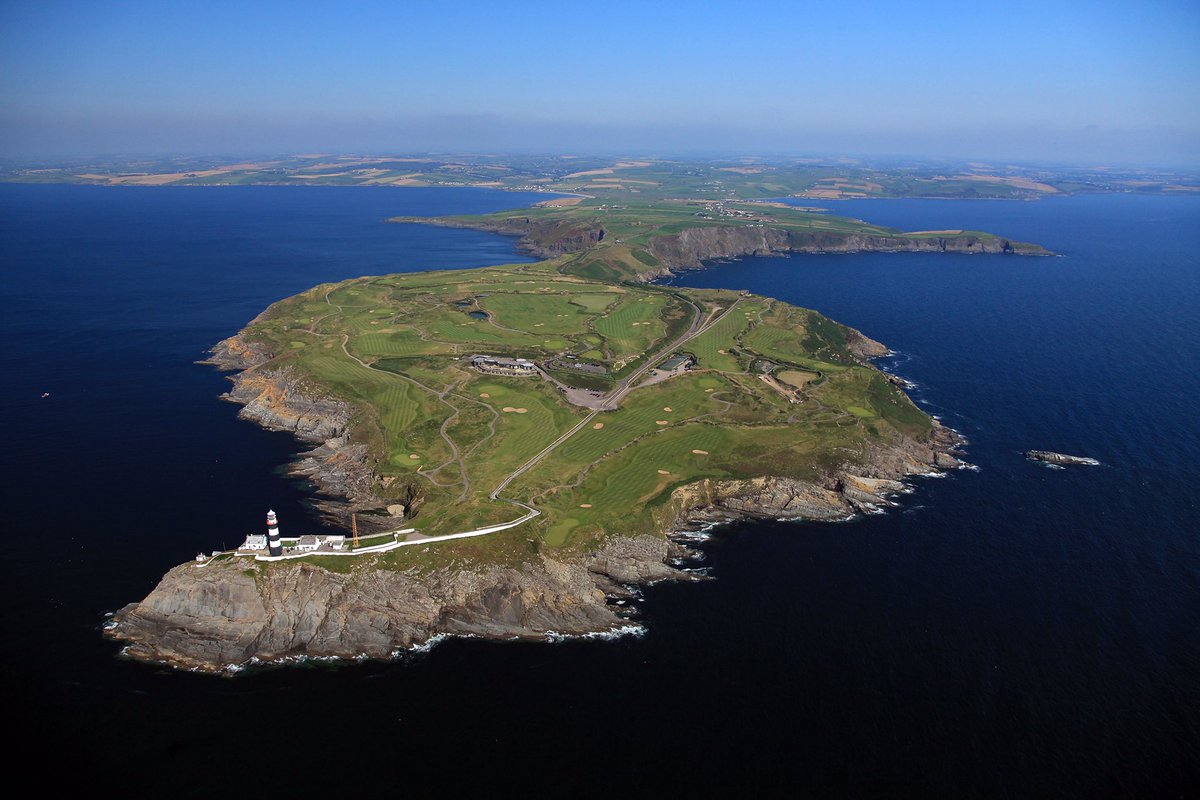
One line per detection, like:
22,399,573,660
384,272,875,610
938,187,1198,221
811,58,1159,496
1026,450,1100,466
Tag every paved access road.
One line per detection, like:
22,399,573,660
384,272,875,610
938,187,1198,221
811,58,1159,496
490,296,740,499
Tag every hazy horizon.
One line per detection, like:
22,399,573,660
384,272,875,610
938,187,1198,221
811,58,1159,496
2,0,1198,166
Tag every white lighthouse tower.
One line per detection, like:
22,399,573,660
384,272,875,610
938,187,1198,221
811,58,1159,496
266,509,283,556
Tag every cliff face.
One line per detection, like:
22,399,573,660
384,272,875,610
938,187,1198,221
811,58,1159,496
208,338,389,525
404,217,1049,277
110,535,683,672
109,408,964,672
663,424,963,529
225,368,352,443
647,226,1046,274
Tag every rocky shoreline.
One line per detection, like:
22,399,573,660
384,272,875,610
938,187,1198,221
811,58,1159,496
109,341,965,672
109,238,971,673
396,215,1052,281
108,532,691,673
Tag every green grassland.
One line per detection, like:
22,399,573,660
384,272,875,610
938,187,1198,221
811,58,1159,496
398,195,1047,282
237,256,933,562
18,153,1195,198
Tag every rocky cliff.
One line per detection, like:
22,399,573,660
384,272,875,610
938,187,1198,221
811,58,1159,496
207,338,397,527
662,423,963,529
647,226,1047,274
401,216,1050,280
108,407,964,672
110,534,686,672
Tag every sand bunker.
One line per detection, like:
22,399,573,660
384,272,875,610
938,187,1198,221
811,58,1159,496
705,388,715,393
663,407,672,412
656,420,669,425
657,470,670,475
579,503,593,508
592,422,605,429
692,449,709,455
502,407,528,413
479,392,490,398
409,454,420,459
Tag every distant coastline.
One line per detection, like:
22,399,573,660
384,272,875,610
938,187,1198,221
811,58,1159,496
6,154,1197,200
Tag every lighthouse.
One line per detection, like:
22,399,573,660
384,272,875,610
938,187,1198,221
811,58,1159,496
266,509,283,556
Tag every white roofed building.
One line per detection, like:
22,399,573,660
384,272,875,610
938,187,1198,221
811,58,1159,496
471,355,538,376
294,535,321,552
239,534,268,551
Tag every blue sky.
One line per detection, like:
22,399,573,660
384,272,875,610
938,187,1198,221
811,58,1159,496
2,0,1198,163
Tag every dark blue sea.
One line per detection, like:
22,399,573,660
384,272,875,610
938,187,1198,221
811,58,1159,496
1,186,1196,797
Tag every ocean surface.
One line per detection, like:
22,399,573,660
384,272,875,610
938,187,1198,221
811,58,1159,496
2,186,1196,797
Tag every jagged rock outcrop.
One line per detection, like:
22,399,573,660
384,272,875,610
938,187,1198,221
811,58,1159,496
225,368,352,442
109,534,682,672
843,328,889,360
663,423,963,528
1026,450,1100,466
207,337,397,525
203,334,274,371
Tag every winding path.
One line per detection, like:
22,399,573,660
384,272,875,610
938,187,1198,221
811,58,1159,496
264,283,740,555
490,296,740,499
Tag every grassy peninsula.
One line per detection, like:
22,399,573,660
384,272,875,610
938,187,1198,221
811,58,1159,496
109,176,1050,671
395,196,1049,282
226,261,933,556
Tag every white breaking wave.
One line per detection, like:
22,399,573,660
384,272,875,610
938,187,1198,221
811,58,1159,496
543,624,647,643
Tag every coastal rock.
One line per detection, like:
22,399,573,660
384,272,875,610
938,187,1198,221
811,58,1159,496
203,334,274,371
110,534,675,672
664,425,961,529
844,328,890,360
584,533,679,584
212,359,401,526
224,368,351,442
1026,450,1100,466
934,451,962,468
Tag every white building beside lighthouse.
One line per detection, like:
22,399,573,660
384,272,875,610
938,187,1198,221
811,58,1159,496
239,534,268,551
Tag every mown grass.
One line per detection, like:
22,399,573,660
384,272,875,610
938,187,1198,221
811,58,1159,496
687,300,765,372
242,260,935,559
594,294,667,361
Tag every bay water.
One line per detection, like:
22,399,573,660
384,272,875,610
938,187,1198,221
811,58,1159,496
1,186,1195,796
